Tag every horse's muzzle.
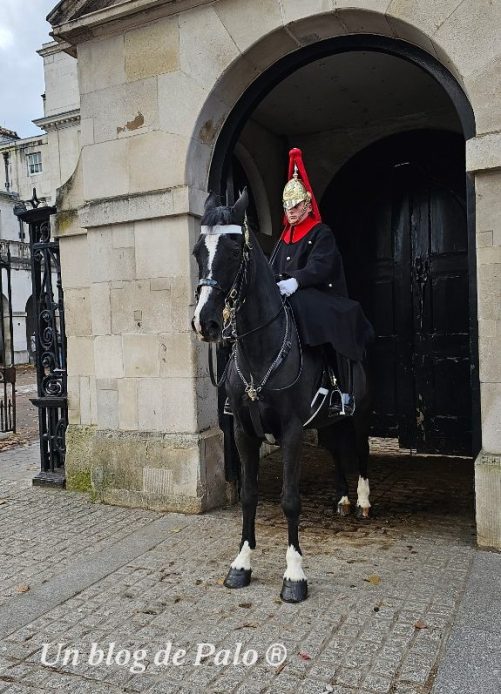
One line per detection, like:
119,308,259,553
191,316,221,342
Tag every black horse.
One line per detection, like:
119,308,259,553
192,189,371,603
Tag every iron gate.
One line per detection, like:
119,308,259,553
14,190,67,485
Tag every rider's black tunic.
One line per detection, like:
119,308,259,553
270,223,374,362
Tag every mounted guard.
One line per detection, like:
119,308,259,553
270,147,375,415
191,169,373,604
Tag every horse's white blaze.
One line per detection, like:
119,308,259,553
193,234,220,334
338,495,350,506
231,540,252,570
357,476,371,508
283,545,307,582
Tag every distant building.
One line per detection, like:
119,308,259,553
0,41,79,363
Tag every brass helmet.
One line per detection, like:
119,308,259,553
282,164,311,210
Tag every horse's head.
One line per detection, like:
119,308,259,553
192,188,249,341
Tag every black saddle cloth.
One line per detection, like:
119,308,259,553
288,288,374,362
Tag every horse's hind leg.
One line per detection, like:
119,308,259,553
318,425,351,517
355,421,371,520
224,425,260,589
280,422,308,603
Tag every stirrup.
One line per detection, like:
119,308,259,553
223,397,233,416
329,389,355,416
333,392,355,416
328,388,343,416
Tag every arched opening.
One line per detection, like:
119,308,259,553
204,33,479,460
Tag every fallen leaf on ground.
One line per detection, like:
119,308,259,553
414,619,428,629
216,578,225,585
276,662,286,674
16,585,30,593
0,500,7,505
235,623,258,629
170,527,183,533
298,651,311,661
364,575,381,585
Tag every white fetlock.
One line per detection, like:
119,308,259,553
356,476,371,509
231,541,253,570
283,545,307,582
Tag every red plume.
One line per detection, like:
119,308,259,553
281,148,321,243
286,148,321,223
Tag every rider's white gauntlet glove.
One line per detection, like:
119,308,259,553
277,277,299,297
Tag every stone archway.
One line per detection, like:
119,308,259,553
186,23,488,540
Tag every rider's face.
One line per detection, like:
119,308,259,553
285,199,312,226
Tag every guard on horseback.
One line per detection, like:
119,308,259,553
193,179,374,601
270,147,374,416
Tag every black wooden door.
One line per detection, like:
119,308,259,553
322,130,472,455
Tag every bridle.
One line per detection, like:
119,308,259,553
195,221,250,307
195,216,302,401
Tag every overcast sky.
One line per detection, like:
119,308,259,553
0,0,59,138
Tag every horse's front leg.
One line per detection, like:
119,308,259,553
280,421,308,603
224,423,260,589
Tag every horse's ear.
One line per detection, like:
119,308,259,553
204,191,218,211
231,187,248,224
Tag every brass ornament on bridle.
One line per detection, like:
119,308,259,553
221,216,251,339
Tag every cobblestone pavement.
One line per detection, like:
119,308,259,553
0,439,490,693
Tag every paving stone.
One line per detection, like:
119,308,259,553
361,672,393,693
0,440,491,693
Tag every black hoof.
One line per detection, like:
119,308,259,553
223,567,252,589
356,505,371,520
280,579,308,603
337,502,351,517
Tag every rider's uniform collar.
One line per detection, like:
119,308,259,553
280,217,318,244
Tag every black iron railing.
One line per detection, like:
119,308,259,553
14,189,67,486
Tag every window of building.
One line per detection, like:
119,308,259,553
26,152,42,175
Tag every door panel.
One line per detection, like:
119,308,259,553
322,130,472,455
